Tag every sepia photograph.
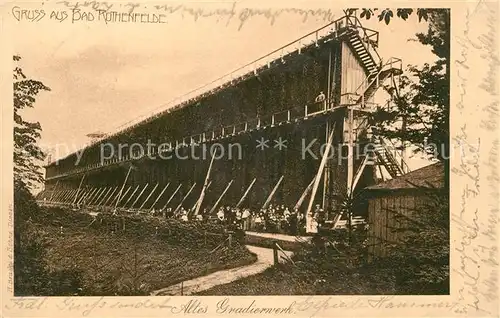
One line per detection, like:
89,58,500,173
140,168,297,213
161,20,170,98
10,3,453,300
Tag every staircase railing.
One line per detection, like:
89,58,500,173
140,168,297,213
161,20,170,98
379,137,411,173
354,57,403,99
345,14,382,65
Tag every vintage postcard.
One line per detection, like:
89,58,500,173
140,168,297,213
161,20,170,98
1,0,498,317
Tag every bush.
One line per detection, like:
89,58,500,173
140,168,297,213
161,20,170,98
14,182,85,296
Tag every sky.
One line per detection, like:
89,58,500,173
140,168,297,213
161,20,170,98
10,2,437,173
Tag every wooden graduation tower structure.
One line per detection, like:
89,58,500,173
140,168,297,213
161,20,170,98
39,14,406,232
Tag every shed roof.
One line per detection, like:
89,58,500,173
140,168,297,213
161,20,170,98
365,162,445,191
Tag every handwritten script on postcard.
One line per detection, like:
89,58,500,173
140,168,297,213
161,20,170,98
2,1,499,317
452,0,499,316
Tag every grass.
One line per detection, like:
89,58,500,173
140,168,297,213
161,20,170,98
196,259,396,296
196,266,318,295
26,208,257,295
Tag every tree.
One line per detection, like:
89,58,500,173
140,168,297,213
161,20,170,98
13,55,50,190
347,9,450,162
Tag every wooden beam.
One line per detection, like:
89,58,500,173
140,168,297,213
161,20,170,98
294,176,316,211
86,188,103,204
174,183,196,214
100,187,118,207
117,186,132,204
48,180,59,202
261,176,284,211
129,183,149,209
76,187,93,205
89,187,107,206
194,152,217,215
114,166,133,212
208,180,234,215
121,184,141,208
191,181,212,213
94,187,112,206
148,183,170,212
72,174,86,207
235,178,256,208
306,123,335,233
162,183,182,210
137,183,159,211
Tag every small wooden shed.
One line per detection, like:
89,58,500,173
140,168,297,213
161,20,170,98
364,162,445,257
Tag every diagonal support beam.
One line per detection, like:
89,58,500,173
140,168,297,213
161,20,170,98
208,180,234,215
173,183,196,214
294,176,316,211
115,186,132,208
306,124,335,233
261,176,284,211
48,180,59,202
113,166,133,212
100,187,118,207
137,183,159,211
72,174,86,207
89,187,107,206
194,152,217,216
191,181,212,213
129,183,149,209
235,178,256,209
121,184,141,208
148,183,170,213
162,184,182,210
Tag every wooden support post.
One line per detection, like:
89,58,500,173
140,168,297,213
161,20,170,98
294,176,316,211
162,184,182,210
62,189,76,203
114,166,133,212
49,180,59,202
80,187,98,205
95,187,112,206
322,119,331,211
194,150,217,216
137,183,159,211
115,186,132,208
235,178,256,209
346,108,354,195
76,187,93,205
273,241,279,265
261,176,284,211
351,155,369,194
100,187,118,207
121,184,141,208
173,183,196,214
306,124,335,233
72,174,86,207
54,189,68,203
129,183,149,209
192,181,212,213
148,183,170,212
85,187,103,205
89,187,107,206
208,180,234,215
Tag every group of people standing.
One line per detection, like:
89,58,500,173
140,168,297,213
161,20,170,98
151,202,328,235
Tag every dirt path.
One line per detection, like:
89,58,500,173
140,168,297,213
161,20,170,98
151,245,291,296
245,231,311,242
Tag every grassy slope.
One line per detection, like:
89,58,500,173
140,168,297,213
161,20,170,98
29,208,257,295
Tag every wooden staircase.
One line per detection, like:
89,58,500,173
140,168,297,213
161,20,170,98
344,20,403,108
346,28,379,75
373,139,405,179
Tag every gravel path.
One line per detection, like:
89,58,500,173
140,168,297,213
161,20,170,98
151,245,291,296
